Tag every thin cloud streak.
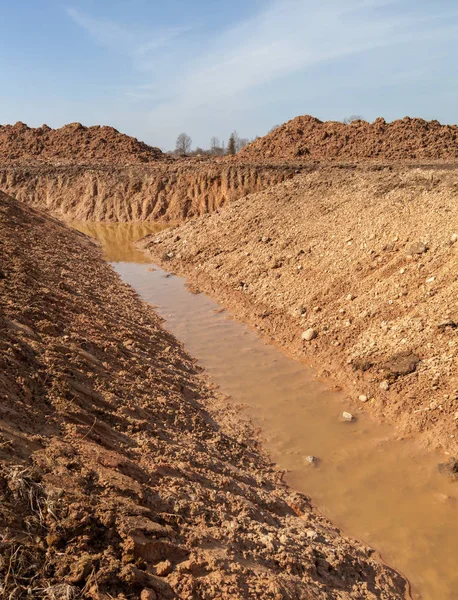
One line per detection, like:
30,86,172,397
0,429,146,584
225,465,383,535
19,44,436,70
66,7,188,71
149,0,458,122
65,0,458,146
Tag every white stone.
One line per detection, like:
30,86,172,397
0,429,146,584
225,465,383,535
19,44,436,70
342,411,354,421
359,395,368,403
302,328,317,342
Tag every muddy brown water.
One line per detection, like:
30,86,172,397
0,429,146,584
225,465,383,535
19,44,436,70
74,222,458,600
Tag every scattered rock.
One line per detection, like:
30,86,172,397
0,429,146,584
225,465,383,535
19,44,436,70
405,242,427,256
342,412,354,422
359,395,368,403
450,233,458,244
437,319,457,330
379,380,390,391
140,590,157,600
383,352,420,378
302,328,317,341
438,458,458,482
304,455,317,466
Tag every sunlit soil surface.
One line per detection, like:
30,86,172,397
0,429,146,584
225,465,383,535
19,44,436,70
76,222,458,600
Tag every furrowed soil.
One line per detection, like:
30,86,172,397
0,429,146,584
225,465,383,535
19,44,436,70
0,162,302,222
0,191,409,599
139,165,458,452
239,115,458,162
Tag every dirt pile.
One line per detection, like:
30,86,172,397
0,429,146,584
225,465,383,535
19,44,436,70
0,162,302,221
0,122,163,164
140,166,458,451
0,191,408,599
239,115,458,161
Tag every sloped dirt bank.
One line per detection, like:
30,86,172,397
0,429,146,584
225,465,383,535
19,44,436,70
0,161,302,222
0,191,409,599
139,165,458,453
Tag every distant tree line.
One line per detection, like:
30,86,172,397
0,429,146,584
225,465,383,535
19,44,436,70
173,131,252,156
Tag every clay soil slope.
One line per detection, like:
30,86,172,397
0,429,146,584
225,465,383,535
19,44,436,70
239,116,458,161
0,122,163,165
0,162,302,222
140,166,458,452
0,191,408,599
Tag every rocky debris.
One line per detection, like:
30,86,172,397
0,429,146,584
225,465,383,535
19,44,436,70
383,352,420,378
359,395,369,403
305,455,318,466
380,381,390,391
0,192,409,599
302,328,317,341
239,115,458,162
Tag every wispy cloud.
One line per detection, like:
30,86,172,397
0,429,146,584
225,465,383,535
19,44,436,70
149,0,458,119
65,0,458,145
66,7,188,71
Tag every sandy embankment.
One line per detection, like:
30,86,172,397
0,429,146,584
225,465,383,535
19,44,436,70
139,165,458,452
0,191,408,599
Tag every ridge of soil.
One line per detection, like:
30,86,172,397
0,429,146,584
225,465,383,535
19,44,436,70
239,115,458,162
0,191,409,599
139,165,458,452
0,122,163,165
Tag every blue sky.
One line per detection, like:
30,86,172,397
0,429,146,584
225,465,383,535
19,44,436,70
1,0,458,150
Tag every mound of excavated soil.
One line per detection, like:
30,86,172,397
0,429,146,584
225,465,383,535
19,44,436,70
0,122,163,164
0,191,408,599
239,115,458,161
140,166,458,452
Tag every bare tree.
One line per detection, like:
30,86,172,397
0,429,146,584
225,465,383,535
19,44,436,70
210,136,224,155
175,132,192,154
343,115,363,124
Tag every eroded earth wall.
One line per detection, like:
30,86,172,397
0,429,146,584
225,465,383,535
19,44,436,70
0,162,302,222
